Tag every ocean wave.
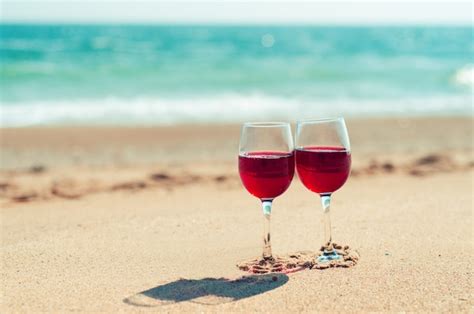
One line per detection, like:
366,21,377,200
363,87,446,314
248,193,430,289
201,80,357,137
454,65,474,87
0,95,471,127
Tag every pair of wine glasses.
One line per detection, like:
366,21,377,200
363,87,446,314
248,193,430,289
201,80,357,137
238,117,351,264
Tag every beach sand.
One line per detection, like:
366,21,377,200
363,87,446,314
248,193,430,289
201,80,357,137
0,117,473,312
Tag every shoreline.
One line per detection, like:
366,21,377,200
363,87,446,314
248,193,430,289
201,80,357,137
1,117,472,170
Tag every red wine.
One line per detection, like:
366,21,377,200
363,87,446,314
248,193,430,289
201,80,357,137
239,151,295,199
296,146,351,194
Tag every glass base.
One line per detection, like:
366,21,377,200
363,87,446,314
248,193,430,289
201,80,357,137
312,244,359,269
317,250,342,263
237,251,314,274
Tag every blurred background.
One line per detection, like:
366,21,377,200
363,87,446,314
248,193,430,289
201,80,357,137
0,0,472,126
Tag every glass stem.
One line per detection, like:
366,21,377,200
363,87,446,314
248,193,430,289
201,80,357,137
261,199,273,259
320,193,333,252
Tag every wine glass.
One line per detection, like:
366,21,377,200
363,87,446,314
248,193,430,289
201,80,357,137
295,117,351,262
238,122,294,261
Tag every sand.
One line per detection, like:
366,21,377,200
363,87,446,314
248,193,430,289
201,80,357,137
0,117,473,312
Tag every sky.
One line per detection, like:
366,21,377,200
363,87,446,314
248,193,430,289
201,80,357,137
0,0,472,25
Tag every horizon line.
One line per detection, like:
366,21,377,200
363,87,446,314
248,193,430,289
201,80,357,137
1,21,472,27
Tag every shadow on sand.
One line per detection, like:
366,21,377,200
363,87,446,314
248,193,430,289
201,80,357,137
123,274,289,307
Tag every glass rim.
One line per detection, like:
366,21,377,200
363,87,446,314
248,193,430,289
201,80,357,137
242,121,290,127
296,117,345,124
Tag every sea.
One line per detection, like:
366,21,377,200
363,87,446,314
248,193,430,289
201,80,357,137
0,24,472,126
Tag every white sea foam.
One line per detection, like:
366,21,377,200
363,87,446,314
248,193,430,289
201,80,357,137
0,94,472,127
454,65,474,87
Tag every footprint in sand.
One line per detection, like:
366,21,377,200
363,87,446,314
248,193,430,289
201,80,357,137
111,181,148,191
11,192,39,202
149,173,172,182
408,154,457,176
51,179,89,199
